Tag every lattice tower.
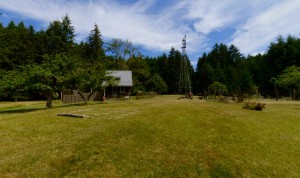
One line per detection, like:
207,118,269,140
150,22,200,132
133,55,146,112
178,35,192,97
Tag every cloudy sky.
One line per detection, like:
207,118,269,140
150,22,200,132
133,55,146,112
1,0,300,66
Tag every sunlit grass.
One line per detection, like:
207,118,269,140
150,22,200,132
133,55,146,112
0,96,299,177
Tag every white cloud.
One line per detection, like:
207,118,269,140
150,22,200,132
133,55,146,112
1,0,300,63
229,0,300,54
175,0,249,34
0,0,205,56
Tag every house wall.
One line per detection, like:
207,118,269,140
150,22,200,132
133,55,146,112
61,87,131,103
105,86,131,98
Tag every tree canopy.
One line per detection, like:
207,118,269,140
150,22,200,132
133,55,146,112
275,65,300,100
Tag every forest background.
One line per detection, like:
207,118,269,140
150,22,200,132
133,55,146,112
1,15,300,104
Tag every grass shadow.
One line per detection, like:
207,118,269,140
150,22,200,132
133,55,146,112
0,101,107,114
209,163,233,178
0,107,47,114
53,101,107,108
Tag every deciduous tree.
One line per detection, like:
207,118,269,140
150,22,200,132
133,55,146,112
275,65,300,100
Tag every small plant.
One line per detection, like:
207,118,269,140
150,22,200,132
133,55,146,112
242,102,266,111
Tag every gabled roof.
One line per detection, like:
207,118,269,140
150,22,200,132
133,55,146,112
106,70,133,87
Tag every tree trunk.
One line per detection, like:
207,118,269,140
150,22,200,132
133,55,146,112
77,90,88,105
77,90,96,105
46,92,52,108
87,91,96,102
275,85,279,101
293,87,296,100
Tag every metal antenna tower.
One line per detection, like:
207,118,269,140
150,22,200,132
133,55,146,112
179,35,192,98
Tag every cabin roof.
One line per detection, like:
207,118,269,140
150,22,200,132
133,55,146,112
106,70,133,87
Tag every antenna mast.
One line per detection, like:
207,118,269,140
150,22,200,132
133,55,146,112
179,35,192,98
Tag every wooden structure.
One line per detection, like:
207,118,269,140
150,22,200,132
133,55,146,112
178,35,192,98
61,90,99,104
61,70,133,103
103,70,133,98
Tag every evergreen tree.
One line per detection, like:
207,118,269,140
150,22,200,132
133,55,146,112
167,48,181,94
46,15,75,55
145,56,159,75
86,24,105,62
156,53,168,85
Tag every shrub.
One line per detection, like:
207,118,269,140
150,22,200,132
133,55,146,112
242,102,266,111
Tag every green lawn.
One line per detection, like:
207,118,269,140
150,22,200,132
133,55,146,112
0,96,299,177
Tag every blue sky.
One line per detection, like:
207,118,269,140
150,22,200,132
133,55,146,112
1,0,300,66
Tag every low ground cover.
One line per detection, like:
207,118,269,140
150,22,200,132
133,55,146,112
0,96,299,177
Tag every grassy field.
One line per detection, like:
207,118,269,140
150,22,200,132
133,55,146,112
0,96,299,177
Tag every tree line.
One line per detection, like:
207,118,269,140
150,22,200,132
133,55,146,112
146,35,300,101
1,15,300,107
194,36,300,100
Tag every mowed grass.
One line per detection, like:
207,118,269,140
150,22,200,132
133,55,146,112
0,96,299,177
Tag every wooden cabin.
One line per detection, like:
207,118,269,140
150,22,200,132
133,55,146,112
103,70,133,98
61,70,133,103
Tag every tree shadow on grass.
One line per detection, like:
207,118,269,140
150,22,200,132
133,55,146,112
0,102,107,114
0,107,47,114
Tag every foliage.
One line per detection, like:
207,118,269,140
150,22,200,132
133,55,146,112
45,15,75,55
127,55,151,93
75,69,116,104
85,24,105,61
166,48,182,93
145,74,168,94
275,65,300,100
104,55,128,70
25,54,76,107
0,70,28,101
248,35,300,97
237,69,256,95
106,38,138,60
208,82,228,97
0,21,37,70
66,56,114,104
195,43,249,96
